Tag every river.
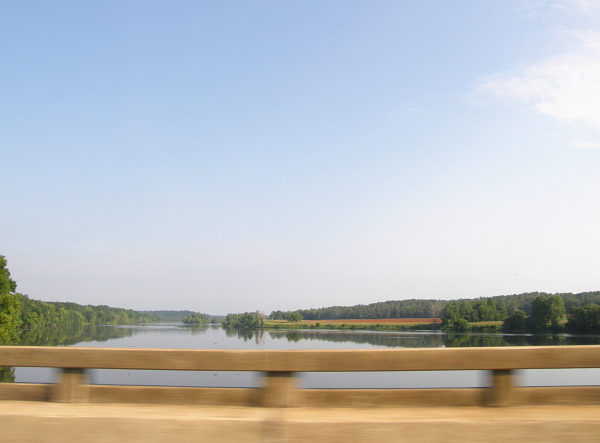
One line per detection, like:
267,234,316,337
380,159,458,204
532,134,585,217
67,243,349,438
12,323,600,389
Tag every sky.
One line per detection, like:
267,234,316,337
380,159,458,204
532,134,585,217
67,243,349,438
2,0,600,315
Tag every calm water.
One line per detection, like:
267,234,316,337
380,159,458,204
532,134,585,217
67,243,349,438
13,323,600,389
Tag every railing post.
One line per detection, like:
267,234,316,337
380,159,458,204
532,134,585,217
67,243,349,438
261,371,298,407
52,368,90,403
487,369,513,407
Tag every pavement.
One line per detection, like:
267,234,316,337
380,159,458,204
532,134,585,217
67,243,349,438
1,401,600,442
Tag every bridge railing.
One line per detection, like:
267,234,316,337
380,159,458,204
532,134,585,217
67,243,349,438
1,345,600,407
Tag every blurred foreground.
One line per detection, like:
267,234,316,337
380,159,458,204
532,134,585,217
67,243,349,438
1,401,600,442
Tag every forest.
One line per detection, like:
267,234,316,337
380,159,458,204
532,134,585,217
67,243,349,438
270,298,445,321
19,296,164,329
269,291,600,323
182,312,218,325
0,256,193,342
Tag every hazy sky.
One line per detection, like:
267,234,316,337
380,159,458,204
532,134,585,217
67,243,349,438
2,1,600,314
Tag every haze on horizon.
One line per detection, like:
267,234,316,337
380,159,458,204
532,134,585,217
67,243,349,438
2,0,600,315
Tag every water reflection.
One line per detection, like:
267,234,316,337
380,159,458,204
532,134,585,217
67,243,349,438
268,330,600,348
17,324,134,347
0,331,19,382
223,327,265,344
269,330,445,348
10,324,600,349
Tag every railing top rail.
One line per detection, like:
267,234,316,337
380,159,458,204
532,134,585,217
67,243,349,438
1,346,600,372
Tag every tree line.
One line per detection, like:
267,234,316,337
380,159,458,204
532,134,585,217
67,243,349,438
266,291,600,332
441,298,509,330
181,312,222,325
19,295,164,329
441,292,600,334
270,299,444,321
500,295,600,334
0,255,205,341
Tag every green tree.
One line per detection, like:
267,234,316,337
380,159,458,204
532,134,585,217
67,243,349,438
548,295,566,328
0,256,21,343
459,301,478,322
502,310,527,332
269,310,286,320
567,304,600,334
222,311,264,330
530,295,565,331
0,256,17,294
285,311,303,322
182,312,209,325
441,302,471,330
452,318,470,331
0,366,15,383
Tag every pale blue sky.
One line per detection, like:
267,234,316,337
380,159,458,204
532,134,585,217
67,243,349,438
2,1,599,314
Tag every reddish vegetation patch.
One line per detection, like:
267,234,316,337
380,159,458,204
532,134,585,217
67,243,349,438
311,318,441,324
